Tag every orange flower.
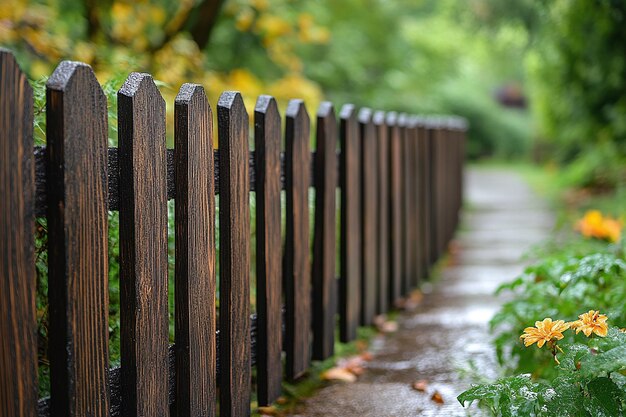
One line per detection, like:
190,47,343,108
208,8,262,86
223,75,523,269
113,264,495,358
520,318,570,348
575,210,622,243
569,310,608,337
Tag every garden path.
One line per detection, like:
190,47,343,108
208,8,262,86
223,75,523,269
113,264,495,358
295,167,554,416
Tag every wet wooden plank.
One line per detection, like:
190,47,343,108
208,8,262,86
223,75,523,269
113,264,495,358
386,112,402,305
46,61,110,417
174,84,216,417
283,100,311,380
339,104,361,342
254,95,283,404
397,113,410,296
312,102,337,360
358,108,377,325
118,73,169,417
373,111,389,314
0,48,38,417
217,92,251,416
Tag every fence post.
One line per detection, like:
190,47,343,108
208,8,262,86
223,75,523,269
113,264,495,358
254,95,283,404
339,104,361,342
118,73,169,417
0,49,38,417
386,112,402,306
415,117,431,279
397,113,411,296
46,61,110,417
373,111,389,314
284,99,312,380
358,108,378,325
312,102,337,360
217,92,251,417
174,84,216,417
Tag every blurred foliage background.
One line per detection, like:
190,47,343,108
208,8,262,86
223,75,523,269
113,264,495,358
1,0,625,187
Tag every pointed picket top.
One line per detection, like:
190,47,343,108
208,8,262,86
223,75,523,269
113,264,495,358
218,91,245,112
373,110,386,126
317,101,335,119
255,94,279,116
118,72,165,105
385,111,398,126
175,82,209,106
286,98,309,122
340,103,356,120
358,107,373,124
397,112,409,128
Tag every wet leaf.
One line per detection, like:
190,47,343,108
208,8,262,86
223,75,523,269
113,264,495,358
257,405,278,416
412,380,429,392
431,391,444,404
321,367,357,382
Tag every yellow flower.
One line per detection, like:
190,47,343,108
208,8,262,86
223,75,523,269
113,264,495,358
569,310,608,337
575,210,622,243
520,318,570,348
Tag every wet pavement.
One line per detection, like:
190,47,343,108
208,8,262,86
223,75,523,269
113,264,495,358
296,168,554,416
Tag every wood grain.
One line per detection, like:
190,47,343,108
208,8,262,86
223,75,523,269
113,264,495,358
373,111,389,314
358,108,377,325
386,112,402,306
283,99,311,380
217,91,251,417
339,104,361,342
46,61,110,417
174,84,216,417
118,73,169,417
0,48,38,417
312,102,337,360
254,95,283,404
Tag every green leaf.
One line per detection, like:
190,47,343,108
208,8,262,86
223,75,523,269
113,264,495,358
584,377,622,417
580,346,626,378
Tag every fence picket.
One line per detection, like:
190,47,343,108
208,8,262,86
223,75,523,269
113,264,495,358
0,49,37,417
312,102,337,360
398,113,411,296
358,108,377,325
407,117,421,288
118,73,169,417
339,104,361,342
415,118,431,279
217,92,251,416
386,112,402,306
373,111,389,314
46,61,110,417
254,95,283,404
174,84,216,417
284,100,312,380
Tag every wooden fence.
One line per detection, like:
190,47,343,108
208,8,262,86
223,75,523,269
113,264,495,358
0,49,466,417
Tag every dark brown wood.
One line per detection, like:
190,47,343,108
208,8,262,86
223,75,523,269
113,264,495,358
0,49,38,417
397,113,410,296
118,73,169,417
358,108,377,325
386,112,402,305
312,102,337,360
174,84,216,417
217,91,251,417
407,117,420,289
45,61,110,417
283,99,311,380
415,118,430,279
339,104,361,342
254,95,283,404
373,111,389,314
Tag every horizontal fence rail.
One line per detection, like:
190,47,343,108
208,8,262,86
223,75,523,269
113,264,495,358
0,49,467,417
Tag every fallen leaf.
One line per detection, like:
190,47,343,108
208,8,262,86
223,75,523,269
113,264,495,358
360,351,374,361
411,380,428,392
321,367,357,382
258,405,278,415
379,320,398,333
431,391,444,404
276,396,288,405
338,355,366,376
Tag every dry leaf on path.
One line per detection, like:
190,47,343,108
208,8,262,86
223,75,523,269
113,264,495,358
321,367,357,382
431,391,444,404
257,405,278,416
411,380,428,392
